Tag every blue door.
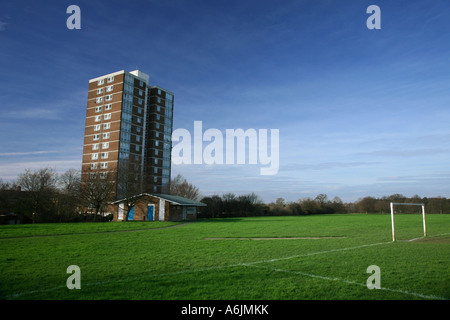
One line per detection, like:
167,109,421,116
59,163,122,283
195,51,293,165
128,206,134,220
147,205,154,221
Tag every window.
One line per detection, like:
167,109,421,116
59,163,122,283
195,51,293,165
94,115,101,122
139,89,143,96
101,162,108,169
94,124,101,131
103,132,110,139
136,127,141,133
107,76,114,83
120,142,130,152
92,143,99,150
101,152,109,159
100,172,107,179
105,95,112,101
104,113,111,120
102,142,109,149
93,134,100,141
137,117,141,124
97,88,103,94
95,106,102,113
136,135,141,142
106,85,113,92
155,141,159,147
90,163,98,169
98,79,104,85
103,123,110,130
120,132,130,142
91,153,98,160
137,107,142,114
158,89,161,95
105,104,112,110
96,97,103,103
136,145,140,152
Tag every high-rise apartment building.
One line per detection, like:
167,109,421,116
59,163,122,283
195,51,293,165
81,70,173,199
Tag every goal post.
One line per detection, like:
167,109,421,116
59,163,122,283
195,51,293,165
390,202,426,242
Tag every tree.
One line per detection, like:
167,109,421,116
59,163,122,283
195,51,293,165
315,194,333,214
0,178,17,191
330,196,345,213
17,167,58,223
357,196,377,213
200,195,223,218
80,169,116,220
287,201,303,215
300,197,320,215
116,161,144,221
57,169,82,221
169,174,201,201
59,169,81,195
268,197,294,216
0,179,20,216
275,197,286,208
246,192,263,205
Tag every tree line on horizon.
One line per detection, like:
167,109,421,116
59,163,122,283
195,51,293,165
199,193,450,218
1,167,449,223
0,167,203,224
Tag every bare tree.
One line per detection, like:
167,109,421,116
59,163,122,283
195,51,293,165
80,169,116,220
116,161,143,221
17,167,58,223
57,169,82,221
169,174,201,201
0,178,17,191
357,196,377,214
59,169,81,195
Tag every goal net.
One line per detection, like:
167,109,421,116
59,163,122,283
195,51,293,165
390,202,426,242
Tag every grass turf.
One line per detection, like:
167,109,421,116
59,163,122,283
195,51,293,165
0,214,448,300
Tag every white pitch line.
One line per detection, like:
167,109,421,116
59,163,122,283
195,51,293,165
5,236,449,300
5,241,393,299
245,264,447,300
397,232,450,242
237,241,393,266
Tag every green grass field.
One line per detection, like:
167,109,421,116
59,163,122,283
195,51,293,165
0,214,449,300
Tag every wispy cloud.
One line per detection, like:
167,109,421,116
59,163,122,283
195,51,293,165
0,159,81,181
377,172,450,183
282,162,381,171
0,20,8,31
354,148,450,158
3,106,65,121
0,150,59,156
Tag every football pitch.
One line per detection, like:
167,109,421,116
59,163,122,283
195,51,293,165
0,214,449,300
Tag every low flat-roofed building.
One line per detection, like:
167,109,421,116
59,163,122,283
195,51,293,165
112,193,206,221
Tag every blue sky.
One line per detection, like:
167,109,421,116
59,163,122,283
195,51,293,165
1,0,449,202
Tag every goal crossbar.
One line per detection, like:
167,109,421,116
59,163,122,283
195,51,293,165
390,202,426,242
